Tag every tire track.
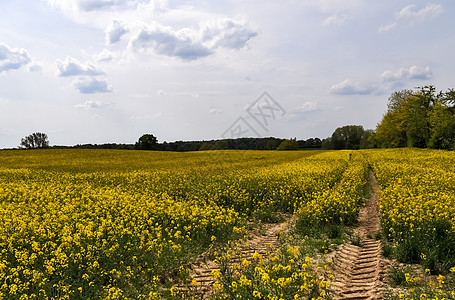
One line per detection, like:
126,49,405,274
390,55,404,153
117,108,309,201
330,170,385,300
176,216,295,299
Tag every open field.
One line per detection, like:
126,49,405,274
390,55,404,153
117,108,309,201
0,149,454,299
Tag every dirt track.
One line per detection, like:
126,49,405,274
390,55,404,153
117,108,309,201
177,217,294,299
330,170,386,299
178,170,385,299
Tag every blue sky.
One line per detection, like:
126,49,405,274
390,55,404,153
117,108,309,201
0,0,453,148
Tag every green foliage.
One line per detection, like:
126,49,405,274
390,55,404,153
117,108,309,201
428,102,455,150
135,133,158,150
321,137,333,149
382,242,394,259
276,138,299,150
375,86,455,150
388,266,411,287
20,132,49,149
331,125,365,149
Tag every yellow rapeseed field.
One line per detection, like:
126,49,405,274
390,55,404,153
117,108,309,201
1,148,453,299
364,148,455,270
0,149,345,299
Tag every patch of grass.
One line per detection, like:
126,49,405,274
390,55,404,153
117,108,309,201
374,231,382,240
389,266,411,287
326,224,344,239
350,234,362,247
382,242,394,259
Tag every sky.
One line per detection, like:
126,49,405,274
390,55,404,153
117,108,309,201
0,0,454,148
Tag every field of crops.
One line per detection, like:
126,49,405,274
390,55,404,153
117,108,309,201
364,148,455,271
0,148,454,299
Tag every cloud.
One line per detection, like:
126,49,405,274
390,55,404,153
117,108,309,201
378,22,396,33
105,20,129,44
381,65,433,81
208,108,222,114
380,3,443,32
95,49,116,62
57,57,105,77
48,0,156,12
129,24,213,60
0,43,31,73
199,18,257,49
128,18,257,60
330,79,378,95
322,14,348,27
397,3,443,22
72,77,112,93
301,101,320,112
75,100,109,109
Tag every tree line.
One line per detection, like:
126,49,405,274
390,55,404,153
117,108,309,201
13,85,454,152
134,136,322,151
15,133,322,152
374,86,455,150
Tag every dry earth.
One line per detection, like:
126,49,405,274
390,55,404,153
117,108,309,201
176,216,295,299
330,170,387,300
177,170,387,299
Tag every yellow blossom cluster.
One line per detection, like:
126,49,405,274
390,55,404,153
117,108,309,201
212,245,331,300
364,149,455,243
0,148,347,299
297,151,369,226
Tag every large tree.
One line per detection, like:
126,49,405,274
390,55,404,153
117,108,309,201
331,125,364,150
135,134,158,150
375,86,455,150
20,132,49,149
277,138,299,150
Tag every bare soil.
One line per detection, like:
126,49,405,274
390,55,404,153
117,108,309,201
330,170,387,300
176,216,295,299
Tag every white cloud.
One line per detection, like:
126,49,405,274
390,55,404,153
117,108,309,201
301,101,320,112
397,3,443,22
156,89,166,96
57,56,105,77
380,3,443,32
105,20,129,44
322,14,348,27
408,65,433,80
129,24,213,60
208,108,222,114
0,43,31,73
330,79,378,95
75,100,109,109
95,49,116,62
378,22,396,33
381,65,433,82
127,18,257,60
72,77,112,93
199,18,257,49
48,0,159,12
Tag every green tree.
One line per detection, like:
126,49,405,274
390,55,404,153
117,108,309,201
135,134,158,150
321,137,333,149
375,86,438,148
20,132,49,149
359,129,376,149
277,139,299,150
428,101,455,150
265,138,282,150
375,111,406,148
331,125,364,150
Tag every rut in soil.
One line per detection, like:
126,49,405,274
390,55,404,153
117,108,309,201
176,217,295,299
330,170,386,300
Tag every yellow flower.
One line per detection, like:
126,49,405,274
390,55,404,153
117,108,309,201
242,259,252,268
253,290,262,298
191,278,199,287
